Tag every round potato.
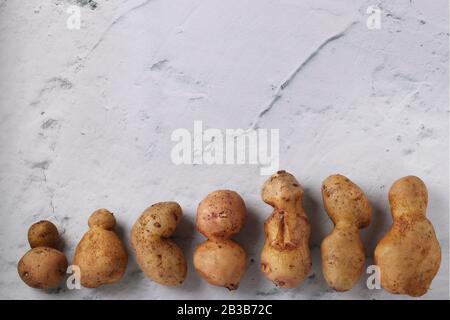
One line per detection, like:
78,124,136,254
88,208,116,230
27,220,59,249
193,239,246,290
18,247,68,289
197,190,246,239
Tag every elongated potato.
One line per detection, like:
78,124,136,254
374,176,441,297
131,202,187,286
320,174,372,291
260,170,311,288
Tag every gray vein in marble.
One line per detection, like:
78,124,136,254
88,0,153,56
176,0,204,31
308,6,342,17
30,77,73,107
40,164,56,216
246,21,358,131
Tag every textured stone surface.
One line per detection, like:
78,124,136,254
0,0,448,299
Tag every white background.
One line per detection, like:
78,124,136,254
0,0,448,299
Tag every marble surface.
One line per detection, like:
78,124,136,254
0,0,448,300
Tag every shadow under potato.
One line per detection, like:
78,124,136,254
233,204,265,293
172,211,203,292
302,187,330,247
361,194,390,255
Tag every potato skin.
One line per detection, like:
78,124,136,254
320,175,371,291
194,190,247,289
28,220,59,249
193,239,246,290
261,237,310,288
88,208,116,230
131,202,187,286
321,227,365,291
197,190,246,240
321,175,371,229
18,247,68,289
260,170,311,288
374,176,441,297
73,209,128,288
73,228,128,288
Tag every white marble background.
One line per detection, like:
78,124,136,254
0,0,448,299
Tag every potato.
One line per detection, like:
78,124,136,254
260,170,311,288
131,202,187,286
374,176,441,297
197,190,246,239
194,190,247,290
320,174,372,291
193,239,246,290
18,220,67,289
18,247,68,289
88,208,116,230
72,209,128,288
28,220,59,248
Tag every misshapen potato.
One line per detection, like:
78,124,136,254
194,190,247,290
18,220,68,289
321,175,372,291
260,170,311,288
374,176,441,297
131,202,187,286
73,209,128,288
